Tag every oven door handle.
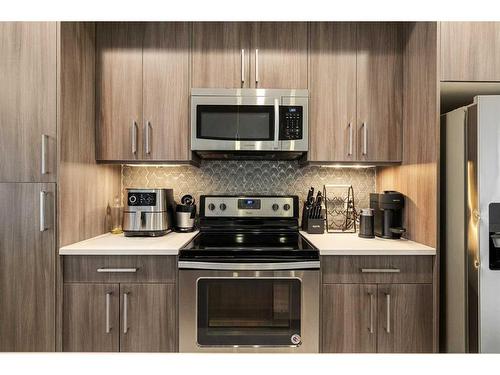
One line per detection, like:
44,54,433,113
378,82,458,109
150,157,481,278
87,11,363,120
178,261,320,271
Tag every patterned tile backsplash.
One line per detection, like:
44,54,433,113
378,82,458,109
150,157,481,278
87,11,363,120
122,160,376,213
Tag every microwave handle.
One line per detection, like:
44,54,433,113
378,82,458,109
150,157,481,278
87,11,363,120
274,99,280,150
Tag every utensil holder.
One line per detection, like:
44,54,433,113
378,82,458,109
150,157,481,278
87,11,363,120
304,217,325,234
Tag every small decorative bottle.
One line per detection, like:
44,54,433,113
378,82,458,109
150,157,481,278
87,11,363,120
110,195,123,234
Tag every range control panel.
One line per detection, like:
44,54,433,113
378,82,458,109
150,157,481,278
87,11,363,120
279,106,303,140
202,196,297,218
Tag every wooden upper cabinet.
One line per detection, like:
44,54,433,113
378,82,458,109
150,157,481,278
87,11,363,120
357,23,403,162
96,22,144,161
309,23,357,162
441,22,500,81
322,284,377,353
250,22,308,89
63,283,120,352
192,22,251,88
0,22,56,182
143,22,190,161
119,284,177,352
377,284,433,353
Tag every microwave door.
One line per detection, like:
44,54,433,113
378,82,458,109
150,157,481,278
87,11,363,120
191,96,281,151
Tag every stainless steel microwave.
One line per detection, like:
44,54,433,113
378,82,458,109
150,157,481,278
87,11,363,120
190,89,308,156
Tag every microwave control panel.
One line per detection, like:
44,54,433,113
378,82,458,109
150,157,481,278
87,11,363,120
279,106,303,140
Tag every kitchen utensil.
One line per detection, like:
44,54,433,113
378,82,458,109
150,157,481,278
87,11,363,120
358,208,375,238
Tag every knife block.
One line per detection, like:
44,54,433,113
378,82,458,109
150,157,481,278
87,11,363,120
304,217,325,234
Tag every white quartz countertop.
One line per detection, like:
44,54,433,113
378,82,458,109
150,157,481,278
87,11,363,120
300,231,436,255
59,231,199,255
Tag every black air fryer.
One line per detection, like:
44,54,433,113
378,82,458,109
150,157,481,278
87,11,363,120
370,191,406,239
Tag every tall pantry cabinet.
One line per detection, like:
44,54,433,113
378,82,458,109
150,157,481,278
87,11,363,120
0,22,57,351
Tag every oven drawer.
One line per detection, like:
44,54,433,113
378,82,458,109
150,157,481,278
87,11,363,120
321,255,433,284
63,256,177,283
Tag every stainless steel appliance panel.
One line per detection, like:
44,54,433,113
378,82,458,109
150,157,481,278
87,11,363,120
179,269,319,353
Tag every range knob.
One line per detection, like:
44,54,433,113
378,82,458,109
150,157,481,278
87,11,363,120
283,203,291,211
208,203,216,211
272,203,279,211
219,203,227,211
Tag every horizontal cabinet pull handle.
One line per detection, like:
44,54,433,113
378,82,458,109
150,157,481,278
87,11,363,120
97,268,138,273
360,268,401,273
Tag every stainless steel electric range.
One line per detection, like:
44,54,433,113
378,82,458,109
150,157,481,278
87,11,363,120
178,195,320,353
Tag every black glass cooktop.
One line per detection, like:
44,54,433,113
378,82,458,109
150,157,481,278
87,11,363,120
179,232,319,262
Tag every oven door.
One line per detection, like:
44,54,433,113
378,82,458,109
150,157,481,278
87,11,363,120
179,268,319,353
191,95,281,151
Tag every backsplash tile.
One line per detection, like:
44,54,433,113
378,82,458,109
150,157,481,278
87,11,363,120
122,161,376,212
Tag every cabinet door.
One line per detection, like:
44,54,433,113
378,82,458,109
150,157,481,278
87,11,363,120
63,284,119,352
357,23,403,162
0,22,56,182
377,284,433,353
96,22,143,161
250,22,308,89
441,22,500,81
143,22,190,161
0,183,55,351
322,284,377,353
120,284,176,352
309,22,357,162
192,22,251,88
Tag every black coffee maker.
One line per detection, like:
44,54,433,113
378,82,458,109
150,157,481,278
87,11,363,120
370,191,406,239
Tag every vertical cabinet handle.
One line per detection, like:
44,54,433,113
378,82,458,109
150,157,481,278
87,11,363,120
347,123,353,156
255,49,259,85
123,292,129,334
41,134,49,175
241,49,245,86
105,292,112,334
362,122,368,156
385,293,391,334
131,121,138,155
145,121,152,155
368,292,374,334
39,190,47,232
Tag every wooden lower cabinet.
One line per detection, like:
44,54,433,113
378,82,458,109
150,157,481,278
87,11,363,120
377,284,433,353
322,283,433,353
120,284,176,352
63,284,120,352
322,284,377,353
63,279,177,352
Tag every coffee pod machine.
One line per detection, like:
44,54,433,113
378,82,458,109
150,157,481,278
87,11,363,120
123,188,174,236
175,194,196,232
370,191,406,239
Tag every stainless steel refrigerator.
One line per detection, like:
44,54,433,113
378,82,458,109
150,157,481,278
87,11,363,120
442,95,500,353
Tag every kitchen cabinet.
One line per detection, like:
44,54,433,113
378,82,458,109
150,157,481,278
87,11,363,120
308,22,403,163
0,22,57,182
250,22,308,89
441,22,500,81
63,284,120,352
309,22,357,162
192,22,308,89
96,22,143,161
321,255,434,353
0,183,56,351
62,255,177,352
120,284,176,352
357,23,403,162
377,284,433,353
322,284,377,353
96,22,191,162
192,22,251,88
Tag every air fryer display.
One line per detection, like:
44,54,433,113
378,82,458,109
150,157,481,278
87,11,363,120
127,192,157,206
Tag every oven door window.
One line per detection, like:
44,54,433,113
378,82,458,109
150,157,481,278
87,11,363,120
196,105,275,141
197,278,301,347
